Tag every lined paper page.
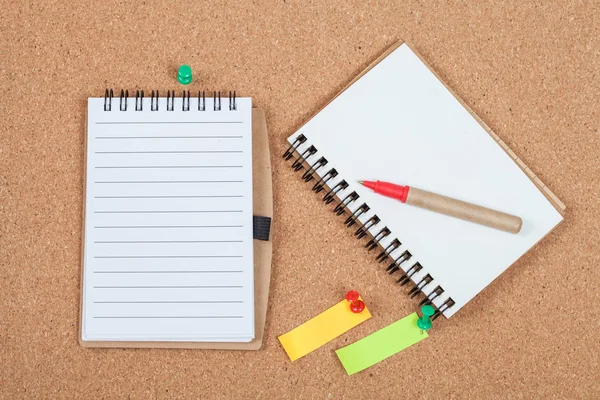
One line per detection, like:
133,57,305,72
82,96,254,341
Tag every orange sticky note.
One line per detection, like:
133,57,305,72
278,298,372,361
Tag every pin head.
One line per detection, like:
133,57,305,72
345,290,360,302
177,64,192,85
422,305,435,317
345,290,365,314
416,305,435,331
350,300,365,314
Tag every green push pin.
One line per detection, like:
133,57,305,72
177,64,192,85
417,305,435,334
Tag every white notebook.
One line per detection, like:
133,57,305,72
81,92,254,342
286,43,564,318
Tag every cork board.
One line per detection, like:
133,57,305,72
1,1,599,398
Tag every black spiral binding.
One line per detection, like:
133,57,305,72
214,91,221,111
135,90,144,111
366,227,390,251
103,89,237,111
182,90,190,111
119,89,128,111
229,91,237,111
104,89,113,111
151,90,159,111
198,91,206,111
167,90,175,111
284,138,456,318
345,203,369,228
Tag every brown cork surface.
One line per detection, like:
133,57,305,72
1,1,599,398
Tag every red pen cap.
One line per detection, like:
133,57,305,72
362,180,410,203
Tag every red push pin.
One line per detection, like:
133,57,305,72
345,290,365,314
346,290,360,302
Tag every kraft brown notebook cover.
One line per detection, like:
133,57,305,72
80,104,272,350
284,41,565,318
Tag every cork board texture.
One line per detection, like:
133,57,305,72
1,1,599,398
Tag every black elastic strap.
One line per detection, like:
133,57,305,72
253,216,271,241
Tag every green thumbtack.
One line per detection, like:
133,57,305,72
177,64,192,85
417,305,435,333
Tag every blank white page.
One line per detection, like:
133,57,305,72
82,95,254,341
288,44,563,317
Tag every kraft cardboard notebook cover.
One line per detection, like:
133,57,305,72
80,107,272,350
285,41,565,318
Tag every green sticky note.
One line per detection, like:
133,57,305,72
335,312,428,375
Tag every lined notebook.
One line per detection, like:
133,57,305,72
285,43,565,318
81,91,254,342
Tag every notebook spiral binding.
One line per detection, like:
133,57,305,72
103,89,237,112
284,134,456,320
